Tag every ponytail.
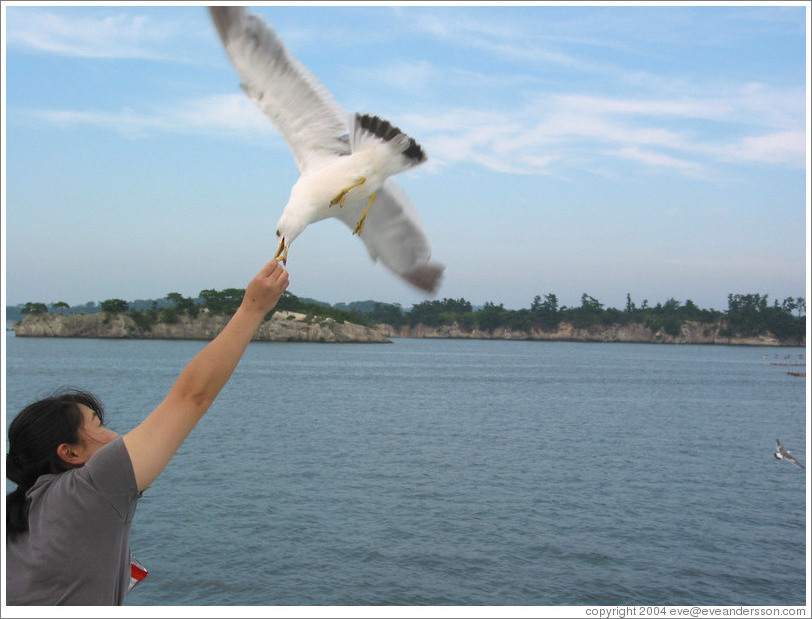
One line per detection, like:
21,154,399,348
6,454,31,538
6,389,105,539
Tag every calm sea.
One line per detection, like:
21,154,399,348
4,335,808,607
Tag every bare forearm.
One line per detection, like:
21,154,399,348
169,306,264,413
124,260,288,492
168,260,288,413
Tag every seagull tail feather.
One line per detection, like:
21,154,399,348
352,113,427,167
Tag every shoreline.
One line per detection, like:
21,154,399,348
11,313,805,347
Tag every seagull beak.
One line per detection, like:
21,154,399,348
274,237,288,265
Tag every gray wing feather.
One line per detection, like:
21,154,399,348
333,180,444,293
776,439,805,469
209,7,350,172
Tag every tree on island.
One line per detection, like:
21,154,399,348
15,289,806,345
21,302,48,315
100,299,129,313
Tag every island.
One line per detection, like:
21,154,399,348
9,290,806,346
13,311,392,344
12,312,804,346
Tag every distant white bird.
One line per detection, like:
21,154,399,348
209,6,444,294
774,439,805,469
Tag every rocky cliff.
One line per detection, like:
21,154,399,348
378,320,800,346
13,311,392,344
12,314,802,346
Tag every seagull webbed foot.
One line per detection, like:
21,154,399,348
330,176,367,207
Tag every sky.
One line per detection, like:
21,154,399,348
2,2,809,313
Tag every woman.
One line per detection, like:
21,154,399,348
6,259,289,605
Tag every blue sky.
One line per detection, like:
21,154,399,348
2,2,809,312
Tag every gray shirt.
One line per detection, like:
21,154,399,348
6,437,140,605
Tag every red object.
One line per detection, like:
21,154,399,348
128,555,149,593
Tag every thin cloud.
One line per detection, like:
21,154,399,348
173,94,275,136
406,10,597,71
22,94,275,140
718,131,807,167
17,86,805,178
6,9,193,60
11,38,805,178
346,59,436,94
411,80,805,176
549,94,728,121
610,147,707,176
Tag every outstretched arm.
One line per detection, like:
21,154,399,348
123,260,289,492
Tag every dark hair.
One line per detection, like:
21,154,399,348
6,389,106,539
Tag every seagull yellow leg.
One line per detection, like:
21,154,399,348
330,176,367,207
353,193,376,236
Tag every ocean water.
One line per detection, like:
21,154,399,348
4,335,807,606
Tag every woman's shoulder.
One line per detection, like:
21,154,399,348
86,435,130,469
76,437,139,499
29,437,139,516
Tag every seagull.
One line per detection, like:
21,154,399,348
774,439,805,469
208,6,444,294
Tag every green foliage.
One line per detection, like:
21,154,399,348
368,302,405,327
22,302,48,315
563,294,605,329
100,299,129,313
722,294,806,342
274,290,361,324
457,312,476,331
531,294,561,331
504,308,532,332
409,298,472,327
128,310,154,332
198,288,245,315
368,291,803,343
272,290,299,313
476,302,505,332
166,292,199,318
17,289,805,344
159,307,181,324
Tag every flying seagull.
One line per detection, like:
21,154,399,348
774,439,805,469
208,6,444,294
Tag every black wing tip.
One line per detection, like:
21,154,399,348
356,113,427,164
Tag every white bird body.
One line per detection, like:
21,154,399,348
209,6,444,293
285,134,408,229
775,439,805,469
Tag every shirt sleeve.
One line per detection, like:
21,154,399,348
75,436,140,521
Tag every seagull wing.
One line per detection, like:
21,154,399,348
209,7,350,172
776,440,805,469
333,179,444,293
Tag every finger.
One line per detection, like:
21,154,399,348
274,263,289,281
261,260,284,279
265,259,280,274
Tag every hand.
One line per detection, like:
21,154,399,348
124,259,289,492
241,260,290,316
